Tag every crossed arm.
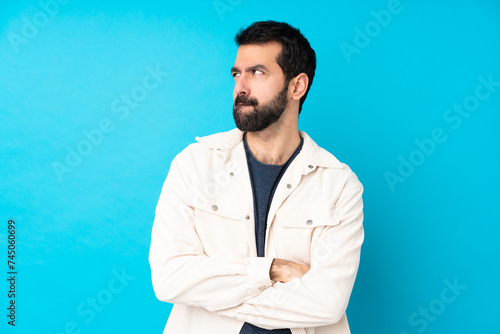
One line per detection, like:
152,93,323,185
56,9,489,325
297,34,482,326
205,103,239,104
270,259,311,283
149,156,364,329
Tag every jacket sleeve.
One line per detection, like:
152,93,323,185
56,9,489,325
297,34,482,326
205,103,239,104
214,181,364,329
148,153,275,312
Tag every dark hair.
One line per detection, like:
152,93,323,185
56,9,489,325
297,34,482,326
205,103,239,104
234,20,316,113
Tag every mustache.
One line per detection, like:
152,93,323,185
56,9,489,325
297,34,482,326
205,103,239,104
234,94,258,106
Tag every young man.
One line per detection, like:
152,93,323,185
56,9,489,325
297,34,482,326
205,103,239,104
149,21,364,334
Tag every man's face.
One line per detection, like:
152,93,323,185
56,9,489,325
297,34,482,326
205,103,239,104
231,42,290,132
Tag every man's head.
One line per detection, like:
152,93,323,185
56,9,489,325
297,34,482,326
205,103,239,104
231,21,316,132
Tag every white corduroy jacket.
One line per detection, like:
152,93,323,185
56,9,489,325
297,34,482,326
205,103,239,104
149,128,364,334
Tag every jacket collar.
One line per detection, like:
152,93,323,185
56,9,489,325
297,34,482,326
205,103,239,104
195,128,344,169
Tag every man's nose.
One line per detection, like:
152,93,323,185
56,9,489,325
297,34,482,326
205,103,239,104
234,74,250,97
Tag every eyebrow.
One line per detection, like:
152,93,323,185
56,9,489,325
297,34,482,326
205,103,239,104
231,64,270,74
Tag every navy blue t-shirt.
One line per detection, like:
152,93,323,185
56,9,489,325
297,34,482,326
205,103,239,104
239,133,303,334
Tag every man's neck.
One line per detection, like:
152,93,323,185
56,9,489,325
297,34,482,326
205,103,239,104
245,119,300,165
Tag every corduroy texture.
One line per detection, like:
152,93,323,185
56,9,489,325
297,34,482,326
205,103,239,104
149,128,364,334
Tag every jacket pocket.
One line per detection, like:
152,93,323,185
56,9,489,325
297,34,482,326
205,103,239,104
272,202,341,263
277,205,341,229
186,193,247,256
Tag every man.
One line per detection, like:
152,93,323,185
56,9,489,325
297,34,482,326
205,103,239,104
149,21,364,334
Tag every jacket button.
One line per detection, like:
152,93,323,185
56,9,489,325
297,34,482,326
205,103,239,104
245,215,250,220
308,165,314,169
211,205,218,211
306,219,313,226
229,172,234,176
287,184,292,189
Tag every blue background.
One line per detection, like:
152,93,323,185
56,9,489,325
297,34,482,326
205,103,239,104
1,0,499,333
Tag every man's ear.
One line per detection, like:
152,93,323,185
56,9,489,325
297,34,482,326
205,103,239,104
290,73,309,102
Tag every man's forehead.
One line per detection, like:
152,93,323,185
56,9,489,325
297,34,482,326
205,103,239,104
233,42,282,68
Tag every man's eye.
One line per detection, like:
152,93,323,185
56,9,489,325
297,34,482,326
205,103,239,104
232,72,240,77
254,70,263,75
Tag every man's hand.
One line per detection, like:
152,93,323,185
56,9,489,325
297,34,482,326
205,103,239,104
269,259,311,283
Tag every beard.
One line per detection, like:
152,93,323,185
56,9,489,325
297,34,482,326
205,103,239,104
233,82,289,132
